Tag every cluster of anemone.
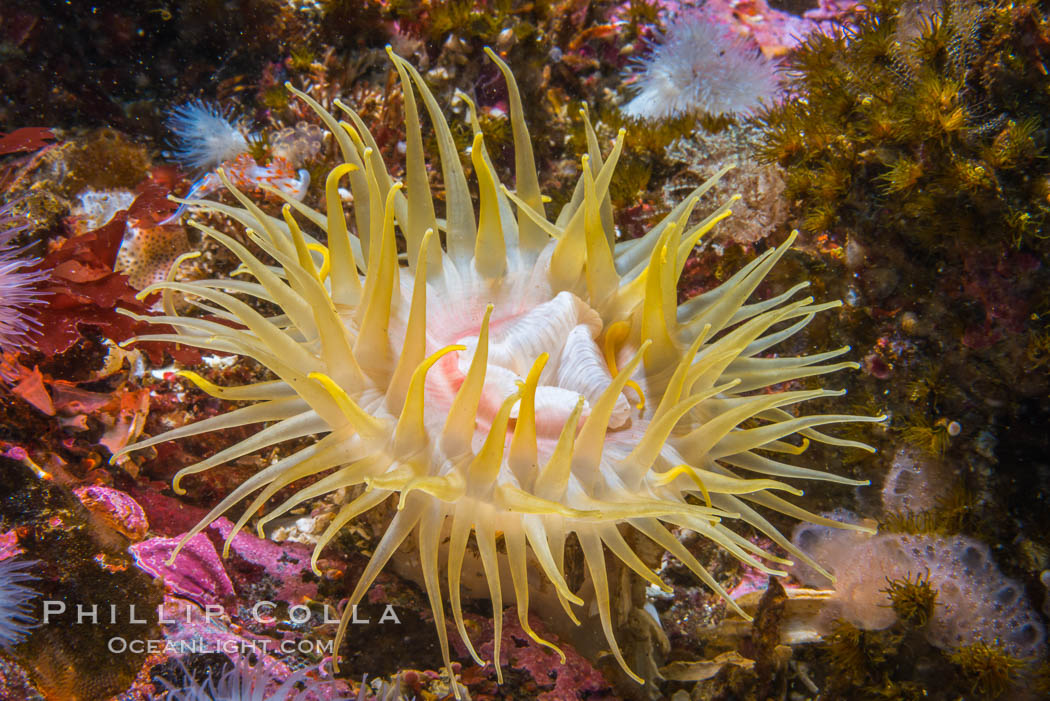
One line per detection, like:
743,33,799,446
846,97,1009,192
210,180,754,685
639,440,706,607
0,201,47,353
153,657,418,700
118,48,879,694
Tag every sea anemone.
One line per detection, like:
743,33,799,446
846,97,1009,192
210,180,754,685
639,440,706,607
153,656,310,701
0,202,48,353
0,556,39,649
117,48,879,693
622,13,780,120
167,100,250,172
152,658,414,700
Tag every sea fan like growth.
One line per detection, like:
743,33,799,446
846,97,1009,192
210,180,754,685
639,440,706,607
622,13,780,120
118,49,879,693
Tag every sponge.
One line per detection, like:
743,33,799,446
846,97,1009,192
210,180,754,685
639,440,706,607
791,521,1045,659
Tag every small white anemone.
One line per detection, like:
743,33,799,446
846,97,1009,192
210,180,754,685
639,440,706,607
622,13,780,120
166,100,250,172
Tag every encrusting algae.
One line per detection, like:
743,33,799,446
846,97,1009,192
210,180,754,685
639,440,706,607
114,49,882,693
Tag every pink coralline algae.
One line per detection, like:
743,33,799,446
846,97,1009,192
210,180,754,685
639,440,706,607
958,250,1039,350
0,531,23,561
453,607,613,700
74,485,149,541
129,514,351,700
615,0,860,59
208,517,320,604
703,0,860,57
127,505,321,612
130,532,235,607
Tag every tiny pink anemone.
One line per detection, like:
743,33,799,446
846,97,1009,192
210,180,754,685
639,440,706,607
0,202,48,353
116,49,881,694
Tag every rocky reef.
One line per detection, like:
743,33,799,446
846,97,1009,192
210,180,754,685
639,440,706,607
0,1,1046,700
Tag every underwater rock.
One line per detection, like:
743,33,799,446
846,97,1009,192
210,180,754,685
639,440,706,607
73,485,149,541
130,532,235,608
450,607,613,701
880,448,953,517
0,457,163,700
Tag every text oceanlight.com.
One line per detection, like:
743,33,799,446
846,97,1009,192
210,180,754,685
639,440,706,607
109,637,337,655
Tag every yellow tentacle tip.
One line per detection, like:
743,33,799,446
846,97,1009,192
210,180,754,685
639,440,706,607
782,437,810,455
170,249,201,268
656,464,713,508
626,380,646,410
528,630,565,663
306,242,332,281
177,370,222,396
327,163,358,181
308,372,385,437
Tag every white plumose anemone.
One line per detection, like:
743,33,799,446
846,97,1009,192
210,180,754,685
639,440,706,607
118,49,879,693
622,13,780,120
166,100,250,172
